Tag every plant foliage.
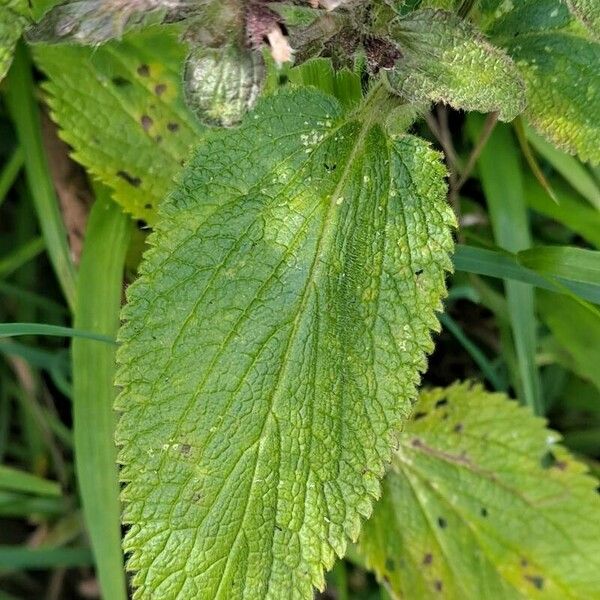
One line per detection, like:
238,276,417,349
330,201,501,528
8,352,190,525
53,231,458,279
358,383,600,599
1,0,599,598
115,86,455,597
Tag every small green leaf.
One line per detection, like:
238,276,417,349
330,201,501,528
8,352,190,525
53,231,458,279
183,45,265,127
358,382,600,599
387,9,526,121
34,28,204,223
566,0,600,40
116,87,455,598
0,0,28,81
505,32,600,164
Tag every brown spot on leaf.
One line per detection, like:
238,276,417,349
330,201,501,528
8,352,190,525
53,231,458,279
437,517,447,529
117,170,141,187
422,553,433,566
454,423,463,433
137,64,150,77
144,203,153,210
140,115,153,131
180,443,191,455
434,580,443,592
112,76,131,87
413,411,428,421
435,398,448,408
167,122,180,132
155,83,167,96
525,575,544,590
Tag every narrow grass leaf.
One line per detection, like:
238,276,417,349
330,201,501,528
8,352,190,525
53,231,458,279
524,174,600,249
525,126,600,209
0,465,60,496
537,290,600,392
0,545,93,569
438,312,505,390
0,323,114,343
518,246,600,285
72,187,130,600
469,116,542,413
4,43,77,311
0,237,45,278
453,245,600,304
0,146,24,208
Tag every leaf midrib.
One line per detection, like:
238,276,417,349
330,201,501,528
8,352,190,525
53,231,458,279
206,114,376,596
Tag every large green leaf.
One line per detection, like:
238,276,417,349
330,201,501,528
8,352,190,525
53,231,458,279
358,382,600,599
116,87,455,598
386,9,526,121
34,27,204,223
0,0,28,81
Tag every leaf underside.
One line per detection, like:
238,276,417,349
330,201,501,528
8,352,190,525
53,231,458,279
34,28,204,223
116,87,455,599
387,9,526,122
358,382,600,600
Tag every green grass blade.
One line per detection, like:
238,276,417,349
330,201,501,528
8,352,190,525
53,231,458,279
470,116,542,413
439,312,506,390
537,291,600,392
0,281,68,316
0,465,60,496
0,146,24,209
0,546,93,569
0,237,45,278
72,187,129,600
0,491,67,518
524,174,600,249
526,125,600,209
0,323,115,343
453,245,600,304
4,43,77,311
518,246,600,285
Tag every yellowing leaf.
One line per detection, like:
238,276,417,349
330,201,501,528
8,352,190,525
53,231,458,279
115,87,455,598
34,28,204,223
358,382,600,599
